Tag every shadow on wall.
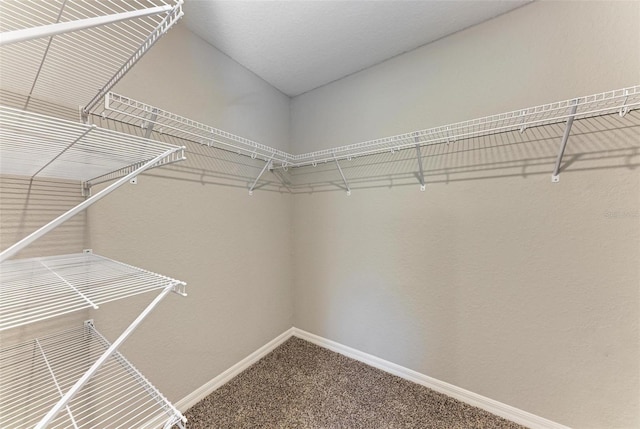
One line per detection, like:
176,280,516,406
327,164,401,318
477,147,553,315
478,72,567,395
2,88,638,196
287,112,639,194
96,109,639,195
0,176,86,259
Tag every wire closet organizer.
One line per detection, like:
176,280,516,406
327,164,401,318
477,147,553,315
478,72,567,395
96,85,640,195
0,1,188,428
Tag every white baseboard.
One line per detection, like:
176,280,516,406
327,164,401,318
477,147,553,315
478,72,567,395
175,327,295,412
176,326,569,429
292,328,569,429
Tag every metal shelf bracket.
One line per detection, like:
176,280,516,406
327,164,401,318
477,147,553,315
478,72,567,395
519,110,527,133
415,137,425,191
142,108,159,139
334,153,351,196
620,89,630,117
551,99,579,183
249,154,275,195
81,182,91,197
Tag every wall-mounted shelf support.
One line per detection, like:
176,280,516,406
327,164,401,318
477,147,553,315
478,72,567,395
620,89,630,117
81,181,91,197
334,153,351,196
83,149,186,188
0,147,182,263
415,137,425,191
249,154,275,195
143,108,159,139
35,285,177,429
551,99,579,183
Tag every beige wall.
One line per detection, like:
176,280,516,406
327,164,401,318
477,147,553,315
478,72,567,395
290,2,639,428
114,25,291,152
291,1,639,152
0,18,295,415
85,24,294,403
2,1,639,427
0,176,91,346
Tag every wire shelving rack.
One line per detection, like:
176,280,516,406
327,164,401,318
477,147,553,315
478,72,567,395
95,85,640,193
0,0,183,116
0,2,188,427
0,105,188,424
292,86,640,166
0,322,186,428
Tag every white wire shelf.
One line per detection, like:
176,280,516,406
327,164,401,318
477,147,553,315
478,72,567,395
296,85,640,166
0,0,183,113
0,322,186,428
101,92,295,166
0,252,186,332
0,104,185,185
98,86,640,170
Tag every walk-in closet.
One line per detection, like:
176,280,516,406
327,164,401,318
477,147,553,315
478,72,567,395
1,1,638,428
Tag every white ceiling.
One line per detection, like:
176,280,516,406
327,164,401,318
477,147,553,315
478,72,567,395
183,1,530,97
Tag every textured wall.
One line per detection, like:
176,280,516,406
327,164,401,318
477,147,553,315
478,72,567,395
2,1,639,427
291,1,639,153
290,2,640,428
85,24,294,403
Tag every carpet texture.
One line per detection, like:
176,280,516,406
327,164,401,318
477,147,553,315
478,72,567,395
184,337,525,428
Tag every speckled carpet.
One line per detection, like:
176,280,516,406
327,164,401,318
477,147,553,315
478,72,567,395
184,337,524,428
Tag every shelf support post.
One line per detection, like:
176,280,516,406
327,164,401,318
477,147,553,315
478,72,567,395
143,108,159,139
551,99,579,183
34,285,175,429
0,147,183,263
415,137,425,191
333,153,351,196
619,89,630,117
249,154,275,195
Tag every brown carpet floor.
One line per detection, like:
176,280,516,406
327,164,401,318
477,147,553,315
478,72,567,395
184,337,525,428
